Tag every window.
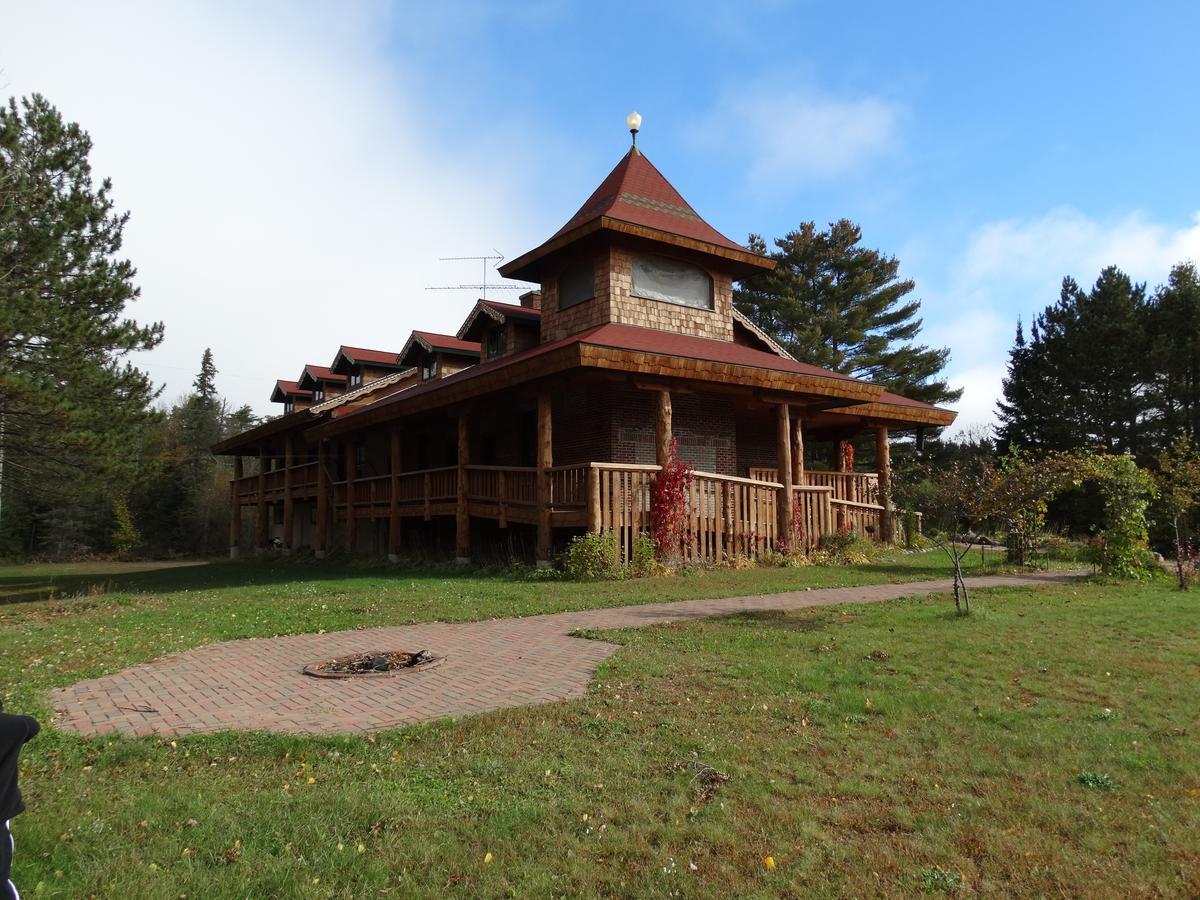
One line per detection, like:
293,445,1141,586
355,444,367,470
313,389,325,402
558,258,594,310
422,358,438,381
631,254,713,310
349,372,363,387
284,400,294,414
273,504,284,525
486,327,506,358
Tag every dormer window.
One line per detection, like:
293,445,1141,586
349,372,363,387
632,254,713,310
422,358,438,381
284,400,294,414
486,328,506,358
558,258,594,310
313,389,325,402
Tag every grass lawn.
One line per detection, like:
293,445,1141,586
4,556,1197,896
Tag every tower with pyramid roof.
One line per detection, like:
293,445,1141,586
500,139,774,344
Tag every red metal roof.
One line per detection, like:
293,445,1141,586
338,345,401,366
553,148,747,253
301,364,348,384
271,379,312,401
333,322,874,430
412,331,481,354
579,323,862,382
876,391,942,410
482,299,540,320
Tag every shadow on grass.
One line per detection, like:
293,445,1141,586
0,555,501,605
724,610,829,631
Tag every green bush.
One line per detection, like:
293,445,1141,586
561,531,667,580
561,532,624,580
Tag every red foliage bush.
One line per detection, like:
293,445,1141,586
650,437,695,562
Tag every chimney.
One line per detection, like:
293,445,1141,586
519,290,542,310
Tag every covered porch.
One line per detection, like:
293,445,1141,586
226,376,936,564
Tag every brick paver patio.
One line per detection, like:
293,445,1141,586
50,571,1082,737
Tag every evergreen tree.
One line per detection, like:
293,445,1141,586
996,319,1061,450
0,94,163,554
734,220,961,406
1147,263,1200,442
193,348,218,404
997,268,1149,457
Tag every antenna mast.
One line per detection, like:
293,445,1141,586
426,251,530,300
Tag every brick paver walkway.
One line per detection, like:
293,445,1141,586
50,571,1083,737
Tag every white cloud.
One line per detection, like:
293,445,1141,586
692,85,902,187
922,207,1200,436
0,1,545,415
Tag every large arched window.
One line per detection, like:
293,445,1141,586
631,254,713,310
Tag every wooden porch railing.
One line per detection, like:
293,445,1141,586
749,467,880,505
234,459,895,561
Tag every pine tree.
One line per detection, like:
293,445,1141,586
734,220,960,406
996,268,1150,456
1147,263,1200,443
0,94,163,554
193,348,218,404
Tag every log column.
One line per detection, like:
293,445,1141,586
875,426,894,543
792,415,806,486
655,390,672,467
282,436,295,552
776,404,795,550
255,448,268,551
535,394,553,566
229,456,243,559
456,413,470,562
834,439,850,533
388,428,402,562
315,440,329,558
344,441,357,552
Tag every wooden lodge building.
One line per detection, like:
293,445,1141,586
213,137,956,564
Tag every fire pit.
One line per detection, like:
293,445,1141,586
302,650,443,679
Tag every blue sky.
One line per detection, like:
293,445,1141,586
4,1,1199,431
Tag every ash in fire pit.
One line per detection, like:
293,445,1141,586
302,649,443,679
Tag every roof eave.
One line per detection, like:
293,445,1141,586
500,217,775,284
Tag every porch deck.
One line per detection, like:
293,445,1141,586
234,463,905,563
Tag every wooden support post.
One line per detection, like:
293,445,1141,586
875,425,894,543
456,413,470,562
587,464,601,533
315,440,328,557
792,415,806,486
282,436,295,552
536,393,553,565
655,390,673,467
229,456,243,558
834,439,848,532
255,449,268,551
344,441,356,552
388,429,402,561
776,404,795,550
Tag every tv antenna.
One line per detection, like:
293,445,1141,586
426,251,530,300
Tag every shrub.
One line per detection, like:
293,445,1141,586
561,532,623,581
816,531,880,565
111,496,142,559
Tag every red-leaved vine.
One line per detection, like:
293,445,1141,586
650,437,695,563
839,440,855,472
